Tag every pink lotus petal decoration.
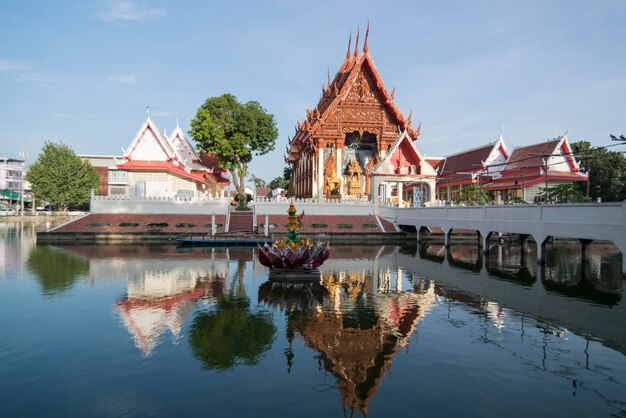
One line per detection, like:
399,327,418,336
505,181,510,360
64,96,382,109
258,242,330,271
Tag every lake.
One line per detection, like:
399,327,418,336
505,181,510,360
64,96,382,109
0,219,625,417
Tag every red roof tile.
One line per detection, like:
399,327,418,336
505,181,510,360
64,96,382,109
503,139,560,172
440,143,496,176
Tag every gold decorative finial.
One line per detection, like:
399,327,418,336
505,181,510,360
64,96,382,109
363,20,370,53
327,67,331,87
354,27,360,57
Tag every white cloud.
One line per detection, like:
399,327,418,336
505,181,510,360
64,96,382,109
107,74,138,85
0,58,33,72
95,0,167,23
0,58,52,82
10,74,54,83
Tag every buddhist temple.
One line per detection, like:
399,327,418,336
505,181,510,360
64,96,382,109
486,134,587,203
285,25,437,206
114,113,229,199
435,135,509,203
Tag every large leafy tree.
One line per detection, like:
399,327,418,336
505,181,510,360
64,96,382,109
267,166,292,190
26,142,100,211
571,141,626,202
189,94,278,208
188,259,275,371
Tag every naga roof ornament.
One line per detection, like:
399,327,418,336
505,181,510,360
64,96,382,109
363,20,370,53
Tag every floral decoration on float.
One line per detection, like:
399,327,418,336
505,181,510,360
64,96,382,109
257,200,330,281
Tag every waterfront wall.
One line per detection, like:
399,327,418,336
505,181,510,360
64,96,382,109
253,197,375,215
90,194,229,215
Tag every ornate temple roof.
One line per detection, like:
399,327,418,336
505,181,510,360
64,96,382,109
117,114,230,186
288,24,420,157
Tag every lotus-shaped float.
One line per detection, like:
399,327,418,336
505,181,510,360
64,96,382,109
258,239,330,271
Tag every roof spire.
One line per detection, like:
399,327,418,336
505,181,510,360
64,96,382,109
354,27,360,57
363,20,370,53
346,31,352,60
146,106,150,118
176,117,180,129
327,67,331,87
500,124,504,140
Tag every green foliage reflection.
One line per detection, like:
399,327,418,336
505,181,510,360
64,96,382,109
26,246,89,295
188,294,275,371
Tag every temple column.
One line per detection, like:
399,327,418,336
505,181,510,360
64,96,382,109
397,182,403,207
336,145,343,194
317,140,325,200
310,155,315,198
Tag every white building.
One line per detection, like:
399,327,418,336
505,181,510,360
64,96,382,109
0,157,28,206
81,115,230,199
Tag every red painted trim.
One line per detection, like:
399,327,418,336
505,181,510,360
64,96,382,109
116,162,216,186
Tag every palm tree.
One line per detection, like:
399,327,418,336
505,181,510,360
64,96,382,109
248,174,266,187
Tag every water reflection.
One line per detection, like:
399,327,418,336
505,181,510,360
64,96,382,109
2,221,626,417
26,246,90,295
113,248,230,357
542,242,622,305
258,255,437,416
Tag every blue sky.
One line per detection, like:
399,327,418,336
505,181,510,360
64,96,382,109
1,0,625,184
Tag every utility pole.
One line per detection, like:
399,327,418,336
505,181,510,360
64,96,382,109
543,158,548,203
586,167,590,202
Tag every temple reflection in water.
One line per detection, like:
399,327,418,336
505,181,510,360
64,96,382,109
7,224,625,417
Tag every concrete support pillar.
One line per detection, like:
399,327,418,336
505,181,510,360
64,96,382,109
580,239,593,264
211,214,216,236
264,215,269,237
481,231,491,254
416,227,421,243
519,234,529,247
535,235,550,264
397,182,403,207
445,228,451,248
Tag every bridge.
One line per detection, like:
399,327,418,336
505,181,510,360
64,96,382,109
378,202,626,274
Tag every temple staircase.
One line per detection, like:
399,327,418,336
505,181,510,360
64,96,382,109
228,211,254,232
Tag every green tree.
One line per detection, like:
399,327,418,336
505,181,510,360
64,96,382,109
453,184,488,205
189,94,278,209
248,174,266,187
26,142,100,212
26,246,89,296
571,141,626,202
188,294,275,371
267,166,292,190
540,184,584,203
188,259,275,371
